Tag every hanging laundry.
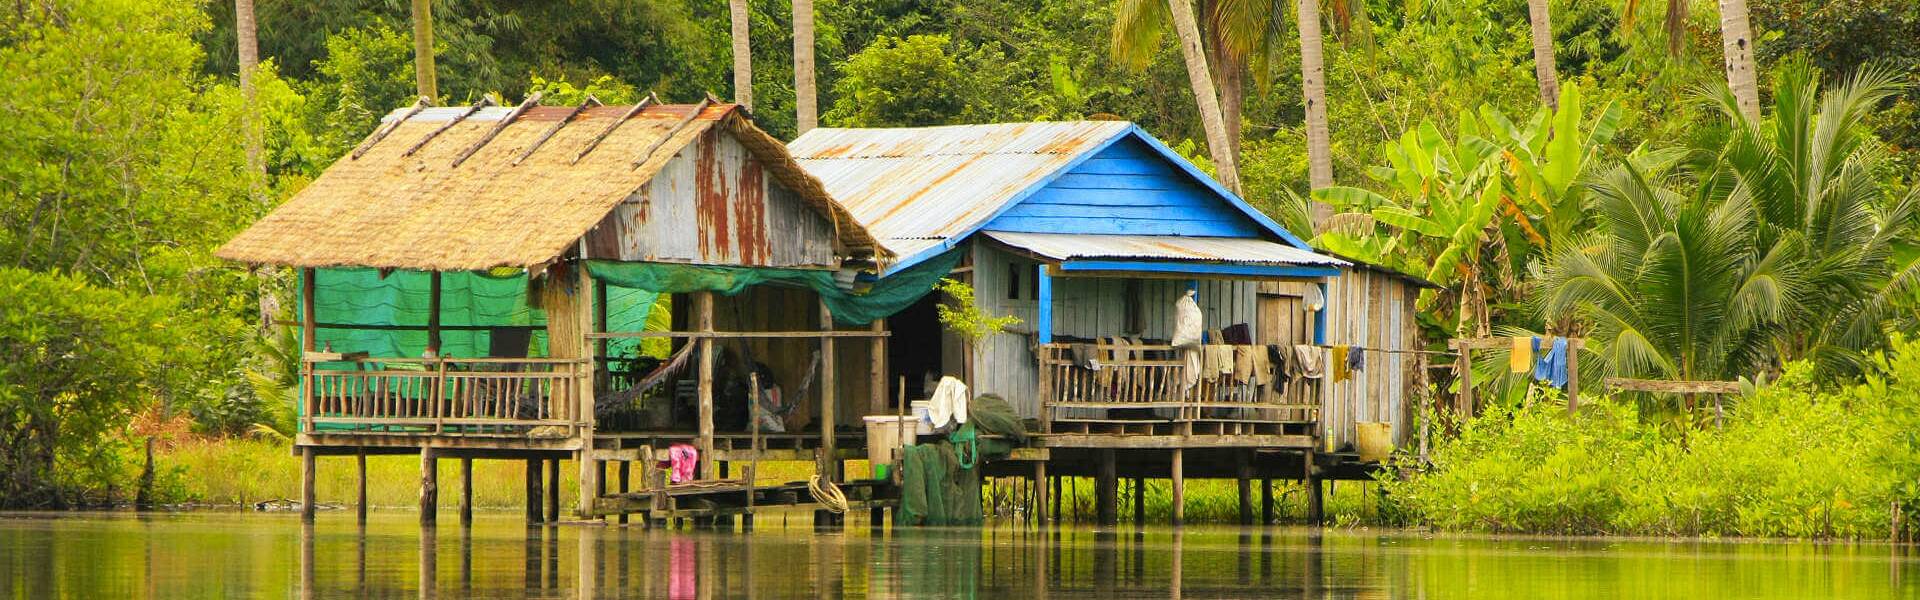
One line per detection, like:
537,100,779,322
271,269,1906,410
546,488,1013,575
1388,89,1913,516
1221,323,1253,345
1292,345,1325,379
1346,345,1365,373
1232,345,1257,384
667,443,699,484
1246,345,1272,387
1203,344,1235,380
1510,336,1534,373
928,376,970,428
1069,342,1101,370
1329,346,1350,383
1269,345,1294,390
1181,347,1202,391
1171,290,1203,348
1535,337,1569,388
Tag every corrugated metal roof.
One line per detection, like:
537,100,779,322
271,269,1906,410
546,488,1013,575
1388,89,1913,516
790,122,1132,255
984,231,1349,267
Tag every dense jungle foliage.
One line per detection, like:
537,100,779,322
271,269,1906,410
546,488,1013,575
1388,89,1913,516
2,0,1918,524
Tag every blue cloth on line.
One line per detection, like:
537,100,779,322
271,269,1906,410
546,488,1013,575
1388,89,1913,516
1533,337,1568,388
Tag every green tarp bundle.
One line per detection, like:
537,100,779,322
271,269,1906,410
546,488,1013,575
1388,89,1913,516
585,246,966,326
897,394,1027,526
300,268,666,359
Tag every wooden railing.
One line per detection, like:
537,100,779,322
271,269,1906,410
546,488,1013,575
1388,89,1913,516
302,356,587,435
1038,343,1316,424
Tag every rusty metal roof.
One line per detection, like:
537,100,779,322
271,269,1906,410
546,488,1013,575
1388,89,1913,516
790,121,1133,258
984,231,1348,268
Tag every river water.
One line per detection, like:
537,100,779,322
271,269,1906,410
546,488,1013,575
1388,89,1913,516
2,510,1917,598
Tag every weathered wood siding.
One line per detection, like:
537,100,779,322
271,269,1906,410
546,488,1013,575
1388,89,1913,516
971,243,1261,417
589,128,838,268
1263,268,1421,449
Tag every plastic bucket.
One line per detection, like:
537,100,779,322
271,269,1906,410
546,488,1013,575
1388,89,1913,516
1356,422,1393,463
908,401,935,434
864,416,913,478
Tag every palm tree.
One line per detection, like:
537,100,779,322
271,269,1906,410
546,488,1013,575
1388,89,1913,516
1164,0,1241,193
1526,0,1559,110
411,0,436,102
1113,0,1283,174
236,0,261,177
793,0,817,133
1541,60,1915,381
730,0,753,110
1716,0,1759,121
1296,0,1334,223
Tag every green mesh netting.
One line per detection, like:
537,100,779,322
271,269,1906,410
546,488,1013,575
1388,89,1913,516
585,246,966,326
300,268,667,359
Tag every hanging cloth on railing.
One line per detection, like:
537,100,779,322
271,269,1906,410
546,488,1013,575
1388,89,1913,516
1534,337,1569,388
928,376,969,429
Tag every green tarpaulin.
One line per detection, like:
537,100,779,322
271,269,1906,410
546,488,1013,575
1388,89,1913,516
585,246,966,326
299,268,666,359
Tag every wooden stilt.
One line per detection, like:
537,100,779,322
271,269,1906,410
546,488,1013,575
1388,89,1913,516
1261,478,1274,525
1034,462,1049,525
526,458,543,524
1171,448,1185,527
1096,450,1118,526
1051,476,1062,523
617,461,631,525
300,447,317,523
1236,451,1253,526
356,449,368,523
420,448,438,526
1132,477,1146,525
545,457,560,523
817,299,839,528
1305,450,1323,525
697,292,716,481
459,457,473,526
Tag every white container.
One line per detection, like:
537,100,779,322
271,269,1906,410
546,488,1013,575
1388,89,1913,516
908,401,935,435
864,415,915,477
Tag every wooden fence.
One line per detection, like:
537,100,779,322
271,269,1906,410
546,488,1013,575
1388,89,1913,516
302,356,587,435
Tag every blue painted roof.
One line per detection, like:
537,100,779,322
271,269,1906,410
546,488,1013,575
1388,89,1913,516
789,122,1320,272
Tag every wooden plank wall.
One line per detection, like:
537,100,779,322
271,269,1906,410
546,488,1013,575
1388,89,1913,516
986,137,1266,237
971,243,1261,417
1262,269,1419,449
595,128,838,268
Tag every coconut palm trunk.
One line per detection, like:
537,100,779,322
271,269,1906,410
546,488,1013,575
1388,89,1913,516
1527,0,1559,110
411,0,436,102
235,0,276,332
730,0,753,110
1296,0,1334,225
1166,0,1241,194
793,0,817,134
1717,0,1760,121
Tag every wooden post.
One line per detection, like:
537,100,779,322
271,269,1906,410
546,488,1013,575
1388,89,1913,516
697,291,717,481
420,448,438,526
818,298,839,525
1261,478,1274,525
526,458,543,524
545,457,560,523
1456,345,1475,417
1033,462,1049,525
575,256,600,518
1133,477,1146,526
300,447,317,523
1170,448,1185,527
300,268,317,434
356,449,368,523
617,461,631,525
1236,451,1253,526
1096,450,1118,526
459,457,473,526
870,319,886,415
427,272,443,353
1304,449,1322,525
1565,339,1581,415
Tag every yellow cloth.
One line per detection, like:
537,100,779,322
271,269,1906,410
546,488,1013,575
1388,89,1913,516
1203,345,1235,379
1330,345,1350,383
1510,336,1533,373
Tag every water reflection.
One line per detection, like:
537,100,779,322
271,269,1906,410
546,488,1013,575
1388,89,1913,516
4,511,1920,598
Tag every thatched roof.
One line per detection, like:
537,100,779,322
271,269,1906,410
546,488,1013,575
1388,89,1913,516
217,102,878,271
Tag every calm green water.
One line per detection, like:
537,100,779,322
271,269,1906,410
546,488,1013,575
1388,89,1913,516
3,511,1918,598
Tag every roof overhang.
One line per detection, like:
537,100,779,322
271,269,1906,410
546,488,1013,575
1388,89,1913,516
984,231,1347,280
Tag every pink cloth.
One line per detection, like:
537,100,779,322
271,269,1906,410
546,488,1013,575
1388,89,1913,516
667,443,699,483
670,537,695,599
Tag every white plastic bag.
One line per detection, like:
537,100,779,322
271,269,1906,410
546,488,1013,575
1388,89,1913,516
1170,289,1203,348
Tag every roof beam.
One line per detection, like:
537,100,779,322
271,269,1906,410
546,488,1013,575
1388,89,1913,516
403,96,495,158
514,94,600,166
350,97,430,160
630,96,714,169
451,91,541,168
572,92,657,165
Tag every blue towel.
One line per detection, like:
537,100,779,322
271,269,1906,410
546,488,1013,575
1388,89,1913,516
1534,337,1568,388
